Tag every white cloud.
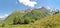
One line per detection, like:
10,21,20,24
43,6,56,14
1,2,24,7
18,0,37,7
0,14,8,18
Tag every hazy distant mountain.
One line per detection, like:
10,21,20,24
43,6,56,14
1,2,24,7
0,18,3,20
0,15,8,20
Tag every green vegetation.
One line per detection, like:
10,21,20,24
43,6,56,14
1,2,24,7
32,13,60,28
2,7,50,25
3,10,25,25
0,12,60,28
0,7,60,28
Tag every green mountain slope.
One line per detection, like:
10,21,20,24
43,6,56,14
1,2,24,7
1,12,60,28
22,7,50,22
2,7,51,25
0,8,60,28
31,13,60,28
3,10,25,25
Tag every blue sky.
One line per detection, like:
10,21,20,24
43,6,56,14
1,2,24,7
0,0,60,17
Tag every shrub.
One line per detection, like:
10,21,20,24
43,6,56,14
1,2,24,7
24,19,31,24
13,16,19,25
17,19,24,24
2,23,5,27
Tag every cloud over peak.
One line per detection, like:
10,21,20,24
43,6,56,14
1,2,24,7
18,0,37,7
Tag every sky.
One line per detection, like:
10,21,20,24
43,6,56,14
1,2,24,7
0,0,60,18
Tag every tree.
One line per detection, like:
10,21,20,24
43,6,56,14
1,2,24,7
17,18,24,24
13,16,19,25
2,23,5,27
24,18,31,24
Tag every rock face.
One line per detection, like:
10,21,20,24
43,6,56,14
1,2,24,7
40,7,60,15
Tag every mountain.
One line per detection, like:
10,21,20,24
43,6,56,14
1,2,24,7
44,7,60,15
0,7,60,28
2,7,52,25
1,7,59,25
0,17,8,20
0,18,3,20
24,8,32,13
3,10,25,24
1,11,60,28
29,13,60,28
22,7,51,21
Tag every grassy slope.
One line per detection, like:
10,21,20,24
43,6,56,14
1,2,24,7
3,10,25,25
0,8,51,28
1,13,60,28
33,13,60,28
3,8,50,25
22,8,50,22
